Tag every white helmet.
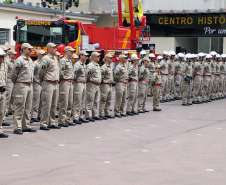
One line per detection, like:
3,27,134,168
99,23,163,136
168,50,176,56
149,53,155,58
210,51,217,56
178,53,184,58
123,51,129,55
140,50,146,55
157,56,163,60
185,54,192,59
0,48,6,56
221,54,226,58
206,54,212,59
216,54,221,58
131,53,138,58
192,54,197,58
162,51,168,55
198,52,205,57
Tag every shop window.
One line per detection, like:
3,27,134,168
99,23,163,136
0,29,9,45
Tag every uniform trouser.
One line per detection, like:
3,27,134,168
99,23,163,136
193,75,203,101
174,74,182,98
13,82,32,131
5,78,13,114
219,74,225,98
138,81,148,112
58,80,73,124
210,75,215,98
153,85,160,109
160,75,168,101
114,82,127,115
148,72,154,95
99,84,112,117
224,75,226,95
203,76,211,101
40,81,58,127
31,82,42,119
213,75,220,98
73,82,86,120
0,92,5,134
126,81,138,112
167,74,174,99
181,80,191,104
85,82,99,118
56,84,59,111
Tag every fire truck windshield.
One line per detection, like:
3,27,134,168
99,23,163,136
18,24,63,45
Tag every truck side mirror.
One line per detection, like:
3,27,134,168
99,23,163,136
69,26,75,42
13,25,17,41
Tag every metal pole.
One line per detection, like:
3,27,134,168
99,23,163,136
62,0,65,17
118,0,123,26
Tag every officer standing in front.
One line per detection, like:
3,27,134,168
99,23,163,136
114,54,128,118
58,46,76,127
39,43,61,130
11,43,37,134
160,51,169,103
0,48,8,138
85,52,102,122
147,53,156,97
151,65,162,111
73,51,89,124
99,54,115,119
174,53,184,100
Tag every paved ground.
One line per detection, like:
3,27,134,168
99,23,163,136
1,96,226,185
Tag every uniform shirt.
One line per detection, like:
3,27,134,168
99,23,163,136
101,63,113,84
128,65,138,81
39,53,59,82
86,61,101,84
11,54,34,84
174,61,182,75
114,63,128,83
151,72,162,86
59,57,74,81
194,61,204,75
215,62,220,74
139,65,149,82
167,59,175,75
219,62,226,74
181,62,193,78
74,60,87,83
0,63,6,86
147,62,155,73
5,58,14,79
203,62,211,76
160,59,168,75
211,60,216,74
33,59,41,84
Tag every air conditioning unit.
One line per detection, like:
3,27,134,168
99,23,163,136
36,3,40,7
27,2,32,6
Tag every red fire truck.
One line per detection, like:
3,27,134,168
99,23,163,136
13,0,151,61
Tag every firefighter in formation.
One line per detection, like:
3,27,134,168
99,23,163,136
1,43,226,138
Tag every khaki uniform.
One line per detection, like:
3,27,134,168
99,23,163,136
174,61,182,98
126,65,138,112
215,62,220,98
167,59,175,99
58,57,74,125
138,65,149,111
219,62,226,98
114,63,128,116
85,61,101,118
11,54,34,131
5,58,14,114
147,61,155,96
193,62,204,102
159,59,168,101
73,61,87,121
181,63,193,104
210,60,216,99
223,63,226,96
39,53,59,127
31,59,42,119
99,64,113,116
0,63,6,134
151,72,162,109
203,62,212,101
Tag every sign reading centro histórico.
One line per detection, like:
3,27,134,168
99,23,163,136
145,13,226,37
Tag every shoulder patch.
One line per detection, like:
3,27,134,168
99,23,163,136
76,66,79,69
102,68,106,71
116,68,120,71
61,62,66,65
89,66,92,69
17,61,21,64
129,69,133,71
33,64,36,67
141,68,144,72
42,60,47,63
